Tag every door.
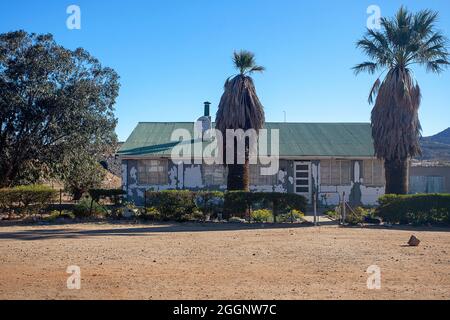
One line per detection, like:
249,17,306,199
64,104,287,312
294,161,311,201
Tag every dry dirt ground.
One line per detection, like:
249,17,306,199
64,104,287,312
0,222,449,300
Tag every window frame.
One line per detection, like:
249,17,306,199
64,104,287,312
137,159,168,185
320,159,352,186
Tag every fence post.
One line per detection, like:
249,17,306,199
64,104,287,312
342,192,346,225
59,189,62,216
313,191,317,226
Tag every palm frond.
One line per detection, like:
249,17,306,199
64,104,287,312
368,78,381,104
353,61,378,75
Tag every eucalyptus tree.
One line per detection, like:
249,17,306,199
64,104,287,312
0,30,119,188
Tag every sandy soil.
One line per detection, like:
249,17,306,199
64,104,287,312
0,222,449,300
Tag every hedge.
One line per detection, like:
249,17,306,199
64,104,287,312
144,190,307,222
376,194,450,225
145,190,199,222
0,185,58,215
224,191,307,221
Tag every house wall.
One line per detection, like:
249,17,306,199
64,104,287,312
409,166,450,193
122,158,385,206
315,160,385,207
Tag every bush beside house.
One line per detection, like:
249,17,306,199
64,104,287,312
0,185,57,217
376,194,450,225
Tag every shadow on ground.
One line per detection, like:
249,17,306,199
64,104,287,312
0,220,343,241
1,219,448,241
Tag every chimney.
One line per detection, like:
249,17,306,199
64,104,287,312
204,101,211,118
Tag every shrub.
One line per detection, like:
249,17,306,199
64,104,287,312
89,189,126,205
45,210,75,222
324,208,340,220
73,197,106,218
146,190,200,222
345,206,368,225
278,209,305,223
194,191,224,219
142,207,162,221
251,209,272,222
0,185,57,216
223,192,307,220
376,194,450,225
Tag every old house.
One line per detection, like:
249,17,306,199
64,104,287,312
118,106,385,206
409,161,450,194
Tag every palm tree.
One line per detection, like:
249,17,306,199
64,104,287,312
216,50,265,191
354,7,449,194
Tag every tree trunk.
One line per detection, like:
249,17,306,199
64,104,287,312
227,161,249,191
384,158,409,194
226,136,250,191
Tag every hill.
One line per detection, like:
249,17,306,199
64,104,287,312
419,128,450,161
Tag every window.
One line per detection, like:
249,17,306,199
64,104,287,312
250,165,278,186
320,160,351,186
203,164,227,186
363,159,385,186
137,159,168,185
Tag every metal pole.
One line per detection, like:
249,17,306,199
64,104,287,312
59,189,62,216
313,192,317,226
342,192,346,225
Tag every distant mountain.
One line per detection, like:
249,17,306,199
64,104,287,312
418,128,450,161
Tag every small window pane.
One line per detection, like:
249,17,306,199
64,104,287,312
137,159,168,185
296,172,309,178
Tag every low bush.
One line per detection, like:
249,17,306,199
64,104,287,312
45,210,76,222
251,209,272,222
194,191,224,219
145,190,201,222
0,185,58,216
345,206,368,225
223,191,307,221
142,207,162,221
376,194,450,225
143,190,307,223
277,209,305,223
73,197,107,218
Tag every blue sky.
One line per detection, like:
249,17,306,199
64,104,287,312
1,0,449,141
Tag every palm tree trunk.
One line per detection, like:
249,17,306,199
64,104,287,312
227,161,249,191
384,158,409,194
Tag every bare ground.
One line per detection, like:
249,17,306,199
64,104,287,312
0,222,449,300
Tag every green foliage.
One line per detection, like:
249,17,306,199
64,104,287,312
0,185,57,215
58,153,107,200
376,194,450,225
324,208,340,220
145,190,200,222
45,210,75,222
89,188,125,205
143,190,307,223
194,191,224,218
73,197,106,218
223,191,307,220
142,207,162,221
0,30,119,187
346,207,369,225
278,209,305,223
251,209,272,222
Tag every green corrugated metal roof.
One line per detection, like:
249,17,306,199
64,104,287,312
118,122,375,158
